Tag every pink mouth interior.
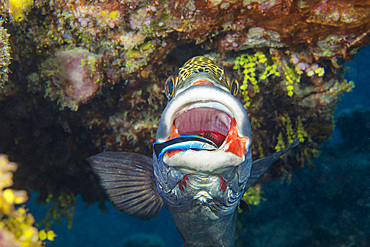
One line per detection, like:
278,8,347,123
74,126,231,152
174,108,231,147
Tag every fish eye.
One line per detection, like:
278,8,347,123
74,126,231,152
230,79,239,96
224,69,239,96
164,75,178,99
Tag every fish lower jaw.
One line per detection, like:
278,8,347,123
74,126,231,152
163,149,244,172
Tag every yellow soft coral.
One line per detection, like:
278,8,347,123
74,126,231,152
39,229,56,241
238,185,265,213
234,50,292,107
38,191,76,230
6,0,33,22
0,155,56,246
274,132,286,152
280,59,301,97
296,117,308,143
275,114,309,152
282,115,295,144
243,185,265,206
234,51,272,107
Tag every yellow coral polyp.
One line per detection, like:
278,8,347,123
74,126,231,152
108,10,119,19
0,155,55,246
255,52,268,63
234,52,266,107
240,83,248,91
235,50,305,102
3,188,15,204
242,185,265,206
275,132,286,152
296,117,308,142
0,173,14,188
22,227,36,240
314,67,325,77
39,229,56,241
260,63,279,80
3,189,27,204
7,0,33,22
47,230,56,241
346,80,355,92
281,61,300,97
39,230,47,240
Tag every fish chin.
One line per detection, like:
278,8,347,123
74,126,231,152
163,149,243,172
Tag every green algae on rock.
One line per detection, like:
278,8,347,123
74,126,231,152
0,19,11,93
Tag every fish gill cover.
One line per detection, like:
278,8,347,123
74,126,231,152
0,0,368,245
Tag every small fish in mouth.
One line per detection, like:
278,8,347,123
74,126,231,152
87,56,299,247
153,135,218,160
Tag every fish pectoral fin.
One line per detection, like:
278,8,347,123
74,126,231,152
87,152,163,220
246,139,300,188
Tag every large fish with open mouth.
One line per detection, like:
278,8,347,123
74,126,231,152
87,56,299,247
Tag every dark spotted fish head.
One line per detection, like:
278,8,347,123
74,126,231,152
165,56,239,99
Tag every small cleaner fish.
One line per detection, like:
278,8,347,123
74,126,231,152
87,56,299,247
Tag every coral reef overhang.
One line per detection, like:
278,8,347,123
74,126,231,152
0,0,368,217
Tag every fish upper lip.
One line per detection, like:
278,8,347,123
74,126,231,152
156,85,252,142
176,102,233,118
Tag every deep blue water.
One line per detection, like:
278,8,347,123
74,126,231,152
29,194,182,247
26,46,369,247
335,46,370,115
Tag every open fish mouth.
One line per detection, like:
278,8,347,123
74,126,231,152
155,85,252,172
174,107,231,147
153,103,233,161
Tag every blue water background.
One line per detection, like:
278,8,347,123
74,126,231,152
26,47,369,247
29,194,182,246
335,46,370,114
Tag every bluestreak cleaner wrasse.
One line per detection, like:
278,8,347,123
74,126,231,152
87,56,299,247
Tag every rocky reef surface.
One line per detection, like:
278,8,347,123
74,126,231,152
0,0,369,232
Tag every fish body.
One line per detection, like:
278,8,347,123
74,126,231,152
88,56,299,246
